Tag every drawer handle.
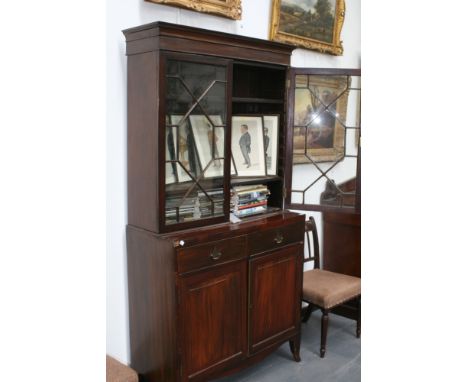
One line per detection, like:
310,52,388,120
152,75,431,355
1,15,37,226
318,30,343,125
210,249,222,261
274,232,284,244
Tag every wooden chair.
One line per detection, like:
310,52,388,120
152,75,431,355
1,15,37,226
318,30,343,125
302,216,361,358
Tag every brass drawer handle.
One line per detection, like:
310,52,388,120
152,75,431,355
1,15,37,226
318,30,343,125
210,248,222,261
274,232,284,244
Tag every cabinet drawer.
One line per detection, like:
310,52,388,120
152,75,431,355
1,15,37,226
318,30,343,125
177,236,247,274
248,221,304,255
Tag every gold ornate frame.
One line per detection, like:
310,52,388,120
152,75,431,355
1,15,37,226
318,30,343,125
293,75,349,164
145,0,242,20
269,0,345,55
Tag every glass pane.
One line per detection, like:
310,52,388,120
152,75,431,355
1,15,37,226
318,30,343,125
165,59,227,226
345,128,360,157
198,81,227,122
290,73,361,210
344,88,361,128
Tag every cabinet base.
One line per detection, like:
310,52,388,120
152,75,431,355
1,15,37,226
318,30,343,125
203,336,301,382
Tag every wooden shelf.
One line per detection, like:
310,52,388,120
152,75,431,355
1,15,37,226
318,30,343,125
165,175,282,194
232,97,283,104
231,175,282,187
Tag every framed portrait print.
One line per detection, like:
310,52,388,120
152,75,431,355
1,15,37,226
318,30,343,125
170,115,200,183
262,115,279,176
189,115,225,179
145,0,242,20
231,116,266,177
270,0,345,55
293,74,350,164
165,125,177,185
231,158,237,176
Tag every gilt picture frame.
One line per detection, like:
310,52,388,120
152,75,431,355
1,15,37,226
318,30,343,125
270,0,345,55
145,0,242,20
293,74,350,164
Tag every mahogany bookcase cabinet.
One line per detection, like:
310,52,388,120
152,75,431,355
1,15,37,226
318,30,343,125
122,21,358,382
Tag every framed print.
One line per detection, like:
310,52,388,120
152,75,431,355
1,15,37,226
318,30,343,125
165,125,177,184
231,158,237,176
189,115,225,179
231,116,266,177
293,74,349,164
270,0,345,55
170,115,200,182
145,0,242,20
262,115,279,176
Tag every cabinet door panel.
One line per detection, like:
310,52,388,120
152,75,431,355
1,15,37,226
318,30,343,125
179,261,247,380
249,244,302,353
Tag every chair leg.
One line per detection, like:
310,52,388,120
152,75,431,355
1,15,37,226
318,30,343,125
320,309,329,358
356,296,361,338
302,303,314,323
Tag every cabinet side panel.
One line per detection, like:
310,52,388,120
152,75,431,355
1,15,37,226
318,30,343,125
126,226,177,382
127,51,159,232
322,212,361,277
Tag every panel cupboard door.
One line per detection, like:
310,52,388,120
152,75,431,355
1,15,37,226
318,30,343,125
179,261,247,381
248,244,302,354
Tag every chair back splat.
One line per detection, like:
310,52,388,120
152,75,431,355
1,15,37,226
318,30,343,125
305,216,320,269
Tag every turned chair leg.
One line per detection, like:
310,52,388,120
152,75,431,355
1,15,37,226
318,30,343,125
302,303,314,323
320,309,329,358
356,296,361,338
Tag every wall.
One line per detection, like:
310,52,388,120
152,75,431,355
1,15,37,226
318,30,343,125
107,0,361,364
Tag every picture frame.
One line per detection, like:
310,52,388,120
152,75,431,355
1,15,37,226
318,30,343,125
262,115,279,176
269,0,345,56
145,0,242,20
170,115,200,183
189,115,225,179
293,75,349,164
231,116,266,177
231,158,237,176
165,124,177,185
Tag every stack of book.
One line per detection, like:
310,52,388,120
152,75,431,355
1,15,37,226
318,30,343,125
231,185,270,218
165,188,224,224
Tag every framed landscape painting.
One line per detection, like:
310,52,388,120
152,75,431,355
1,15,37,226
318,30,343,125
293,74,349,163
270,0,345,55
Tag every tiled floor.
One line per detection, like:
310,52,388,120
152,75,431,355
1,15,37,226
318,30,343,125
215,311,361,382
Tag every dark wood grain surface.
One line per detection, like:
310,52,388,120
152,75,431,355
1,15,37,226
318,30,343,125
179,261,247,381
124,21,307,382
249,244,303,354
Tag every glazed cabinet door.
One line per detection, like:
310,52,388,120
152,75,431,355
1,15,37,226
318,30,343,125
178,261,247,381
248,244,302,354
284,68,361,213
160,52,232,233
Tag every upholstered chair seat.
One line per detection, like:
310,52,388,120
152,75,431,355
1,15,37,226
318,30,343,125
302,216,361,358
303,269,361,310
